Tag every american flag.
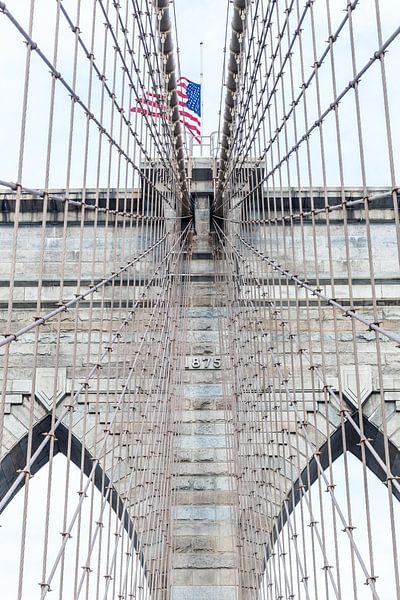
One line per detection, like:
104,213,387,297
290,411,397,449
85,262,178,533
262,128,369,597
177,77,201,143
130,91,167,119
130,77,202,144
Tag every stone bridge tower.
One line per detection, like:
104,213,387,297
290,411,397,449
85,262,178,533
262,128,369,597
1,162,399,599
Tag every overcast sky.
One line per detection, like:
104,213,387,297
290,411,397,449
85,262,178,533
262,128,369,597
1,449,399,599
0,0,399,188
174,0,229,135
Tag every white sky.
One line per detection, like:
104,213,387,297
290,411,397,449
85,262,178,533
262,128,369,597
1,452,399,599
0,0,398,188
0,454,150,600
174,0,229,135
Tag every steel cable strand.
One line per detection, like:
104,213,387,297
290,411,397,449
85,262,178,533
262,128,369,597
215,220,384,598
214,221,338,599
228,23,400,210
76,282,177,598
96,0,177,176
98,242,191,600
238,234,400,347
220,221,400,498
0,224,191,514
225,0,358,185
0,3,180,209
0,235,166,349
223,0,296,179
38,223,190,598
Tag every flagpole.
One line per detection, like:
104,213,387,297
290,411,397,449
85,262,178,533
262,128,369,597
200,41,204,154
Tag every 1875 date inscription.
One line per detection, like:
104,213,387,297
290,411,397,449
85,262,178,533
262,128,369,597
185,356,221,370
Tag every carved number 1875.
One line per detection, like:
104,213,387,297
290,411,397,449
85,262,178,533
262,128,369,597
190,357,221,369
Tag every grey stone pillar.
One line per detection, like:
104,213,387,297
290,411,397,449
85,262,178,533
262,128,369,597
170,205,239,599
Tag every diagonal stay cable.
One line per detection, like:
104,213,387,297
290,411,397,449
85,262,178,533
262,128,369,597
0,223,191,514
0,180,179,221
218,189,397,227
0,234,167,349
237,233,400,346
0,2,178,209
215,220,383,599
38,223,191,599
228,24,400,209
219,221,400,497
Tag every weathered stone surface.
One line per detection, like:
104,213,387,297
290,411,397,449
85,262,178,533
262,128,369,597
171,586,237,600
1,184,400,599
168,204,240,597
176,434,229,449
173,504,234,522
192,398,213,410
174,490,235,505
176,463,230,476
173,552,237,569
171,568,238,585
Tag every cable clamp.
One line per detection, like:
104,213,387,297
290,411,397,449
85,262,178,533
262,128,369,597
39,583,52,591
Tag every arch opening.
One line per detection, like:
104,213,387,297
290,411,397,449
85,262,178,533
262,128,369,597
0,417,152,599
261,435,400,599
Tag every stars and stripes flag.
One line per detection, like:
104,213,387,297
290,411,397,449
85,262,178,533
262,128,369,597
176,77,201,143
130,77,202,144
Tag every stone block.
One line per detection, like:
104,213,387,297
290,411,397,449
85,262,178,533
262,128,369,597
173,553,237,570
174,536,215,553
182,410,225,423
192,570,238,586
173,521,234,538
184,370,224,384
173,505,234,522
216,398,230,410
175,435,228,450
174,477,193,491
198,422,221,434
195,449,216,462
186,316,217,330
184,307,212,318
174,490,234,506
192,398,213,410
176,463,230,477
1,427,19,451
184,384,223,398
174,450,194,463
193,478,216,491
